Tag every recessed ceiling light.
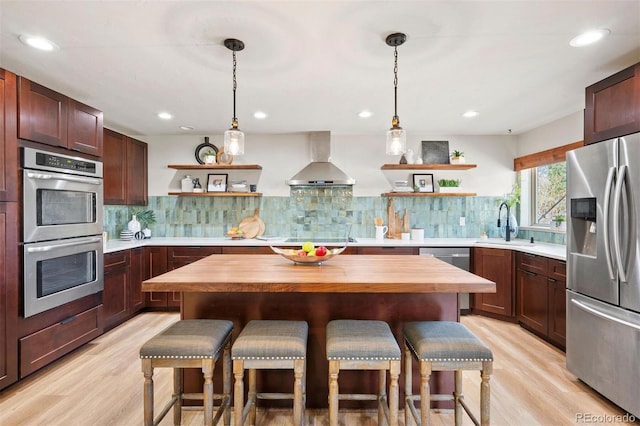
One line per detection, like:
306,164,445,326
462,110,479,118
19,35,59,51
179,125,194,131
570,29,610,47
358,110,373,118
253,111,268,119
157,112,173,120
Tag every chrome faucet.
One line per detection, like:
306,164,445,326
497,202,513,242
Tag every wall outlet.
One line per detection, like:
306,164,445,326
459,217,466,226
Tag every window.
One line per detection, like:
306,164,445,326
514,141,582,228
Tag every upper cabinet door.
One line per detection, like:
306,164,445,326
584,62,640,145
103,128,127,205
0,69,18,202
18,77,68,148
126,137,148,205
68,99,103,157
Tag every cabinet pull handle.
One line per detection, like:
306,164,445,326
548,278,557,283
60,315,77,325
524,270,537,276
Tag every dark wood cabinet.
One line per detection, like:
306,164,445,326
584,62,640,144
471,247,514,319
516,252,566,349
17,77,103,156
103,251,130,330
143,246,171,308
0,202,18,390
103,128,147,205
0,69,18,202
103,248,146,330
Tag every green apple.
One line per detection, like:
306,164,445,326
302,241,315,253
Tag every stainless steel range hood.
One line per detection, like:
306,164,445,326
287,131,355,186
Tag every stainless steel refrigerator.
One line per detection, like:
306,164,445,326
566,133,640,417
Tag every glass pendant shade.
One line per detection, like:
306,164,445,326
386,127,406,155
223,128,245,156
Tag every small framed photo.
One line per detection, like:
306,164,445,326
413,173,435,193
207,173,228,192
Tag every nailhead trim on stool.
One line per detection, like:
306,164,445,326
232,320,308,426
326,320,401,426
403,321,493,426
139,319,233,426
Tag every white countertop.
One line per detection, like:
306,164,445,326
105,236,566,260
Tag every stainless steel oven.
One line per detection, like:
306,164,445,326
23,147,103,242
22,147,104,317
23,236,103,317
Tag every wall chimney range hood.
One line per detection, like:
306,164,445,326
287,131,355,186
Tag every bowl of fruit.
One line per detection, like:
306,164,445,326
226,227,245,239
270,241,346,265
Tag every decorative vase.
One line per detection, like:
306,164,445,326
499,213,519,239
127,215,141,233
399,154,407,164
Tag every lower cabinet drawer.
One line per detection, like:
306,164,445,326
19,305,104,378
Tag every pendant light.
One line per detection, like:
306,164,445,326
385,33,407,155
223,38,245,156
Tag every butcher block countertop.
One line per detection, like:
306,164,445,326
142,254,496,294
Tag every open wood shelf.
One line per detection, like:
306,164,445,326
168,164,262,170
381,163,477,170
381,192,477,197
168,192,262,197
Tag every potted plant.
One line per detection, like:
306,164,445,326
450,150,465,164
203,149,217,164
553,214,566,230
133,209,156,238
437,178,463,193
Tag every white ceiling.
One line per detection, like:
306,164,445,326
1,1,639,140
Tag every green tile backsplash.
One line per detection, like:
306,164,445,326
104,193,565,245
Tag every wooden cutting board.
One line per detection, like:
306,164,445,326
239,208,265,239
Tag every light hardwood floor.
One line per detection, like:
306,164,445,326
0,312,635,425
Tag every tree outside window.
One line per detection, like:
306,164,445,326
534,162,566,226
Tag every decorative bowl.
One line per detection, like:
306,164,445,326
270,246,347,265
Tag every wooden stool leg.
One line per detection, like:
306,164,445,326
404,343,413,426
142,359,154,426
420,361,432,426
173,367,182,425
223,342,232,426
248,369,257,426
233,360,245,426
328,361,339,426
389,360,400,426
378,369,387,426
454,370,462,426
203,359,215,426
293,359,305,426
481,361,492,426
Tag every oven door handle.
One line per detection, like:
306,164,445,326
26,172,102,186
26,237,103,252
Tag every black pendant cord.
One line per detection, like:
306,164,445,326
393,45,399,121
232,50,238,126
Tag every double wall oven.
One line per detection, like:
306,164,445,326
22,147,104,318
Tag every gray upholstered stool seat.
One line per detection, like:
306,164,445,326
140,319,233,426
232,320,308,426
403,321,493,426
326,320,401,426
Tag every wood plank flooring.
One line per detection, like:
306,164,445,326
0,312,635,425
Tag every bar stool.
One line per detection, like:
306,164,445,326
403,321,493,426
232,320,308,426
139,319,233,426
326,319,401,426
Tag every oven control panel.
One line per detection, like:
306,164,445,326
23,147,103,178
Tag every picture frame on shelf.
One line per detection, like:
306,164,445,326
421,140,450,164
413,173,435,192
207,173,228,192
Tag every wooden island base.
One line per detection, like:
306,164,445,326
181,291,458,408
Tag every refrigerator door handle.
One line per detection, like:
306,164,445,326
613,165,627,283
571,298,640,331
603,166,617,281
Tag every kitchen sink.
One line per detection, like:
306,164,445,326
476,239,535,246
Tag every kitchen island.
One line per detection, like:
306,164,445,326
142,253,495,408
